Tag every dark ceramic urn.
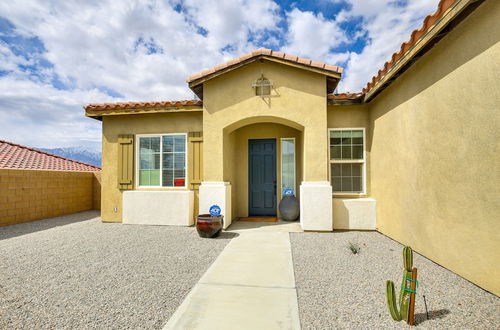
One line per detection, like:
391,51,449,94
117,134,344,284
279,195,299,221
196,214,224,238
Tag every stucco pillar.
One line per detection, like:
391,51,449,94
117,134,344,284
300,181,332,231
199,182,232,229
299,124,333,231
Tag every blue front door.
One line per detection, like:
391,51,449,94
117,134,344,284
249,139,277,216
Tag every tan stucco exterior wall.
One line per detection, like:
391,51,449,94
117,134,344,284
101,112,202,222
327,105,369,128
202,61,329,183
0,169,98,226
227,123,302,218
368,0,500,295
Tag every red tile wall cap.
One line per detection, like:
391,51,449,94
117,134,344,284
186,48,343,83
362,0,459,93
84,99,203,111
0,140,101,172
328,92,364,100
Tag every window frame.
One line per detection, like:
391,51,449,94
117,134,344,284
280,137,296,197
135,133,188,189
328,127,366,196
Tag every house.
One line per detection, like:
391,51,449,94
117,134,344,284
85,0,499,295
0,140,101,225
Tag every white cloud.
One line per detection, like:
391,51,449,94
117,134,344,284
0,76,110,149
0,0,441,150
0,0,281,99
283,8,347,62
183,0,281,54
279,0,439,92
0,0,281,150
0,42,31,72
336,0,438,92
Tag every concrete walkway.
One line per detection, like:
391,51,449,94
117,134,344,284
163,223,301,330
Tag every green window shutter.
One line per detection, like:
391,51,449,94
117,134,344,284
188,132,203,187
188,132,203,218
117,134,134,190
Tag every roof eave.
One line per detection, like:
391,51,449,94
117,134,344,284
188,55,342,100
364,0,483,102
327,94,365,106
85,105,204,120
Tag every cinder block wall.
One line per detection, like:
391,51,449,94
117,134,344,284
0,169,101,226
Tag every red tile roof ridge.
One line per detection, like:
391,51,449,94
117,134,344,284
362,0,458,93
0,139,101,172
84,99,203,111
186,48,343,83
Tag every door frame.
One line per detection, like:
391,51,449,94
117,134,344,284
248,138,277,216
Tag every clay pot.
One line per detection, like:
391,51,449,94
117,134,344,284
196,214,224,238
279,195,299,221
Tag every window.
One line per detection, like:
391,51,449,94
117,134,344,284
137,134,187,188
329,129,365,194
281,138,295,196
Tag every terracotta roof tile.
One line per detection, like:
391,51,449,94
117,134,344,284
238,53,252,61
311,61,325,69
362,0,459,93
186,48,343,83
297,57,312,65
272,51,285,59
328,93,364,100
251,48,264,56
202,68,215,75
261,48,273,55
325,64,342,73
84,99,202,111
226,58,239,66
214,63,228,71
0,140,100,172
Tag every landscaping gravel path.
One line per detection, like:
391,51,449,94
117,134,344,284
291,231,499,329
0,211,234,329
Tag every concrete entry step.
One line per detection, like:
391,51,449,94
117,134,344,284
226,220,303,233
163,231,301,330
238,216,278,222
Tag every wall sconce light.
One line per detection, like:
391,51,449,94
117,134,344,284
252,74,272,97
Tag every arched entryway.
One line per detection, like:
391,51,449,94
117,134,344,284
223,117,303,220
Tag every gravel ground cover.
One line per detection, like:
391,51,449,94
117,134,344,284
291,231,499,329
0,211,234,329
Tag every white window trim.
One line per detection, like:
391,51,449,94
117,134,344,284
280,137,296,197
328,127,366,196
135,133,188,189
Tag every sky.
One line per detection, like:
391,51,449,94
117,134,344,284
0,0,439,151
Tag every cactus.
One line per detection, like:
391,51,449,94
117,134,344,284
386,280,401,321
386,246,414,323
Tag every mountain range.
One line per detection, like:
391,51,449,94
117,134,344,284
38,146,102,167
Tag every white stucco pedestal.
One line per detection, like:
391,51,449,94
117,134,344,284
333,198,376,230
199,182,232,229
123,191,194,226
300,181,333,231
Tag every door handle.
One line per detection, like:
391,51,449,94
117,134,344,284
273,181,277,195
